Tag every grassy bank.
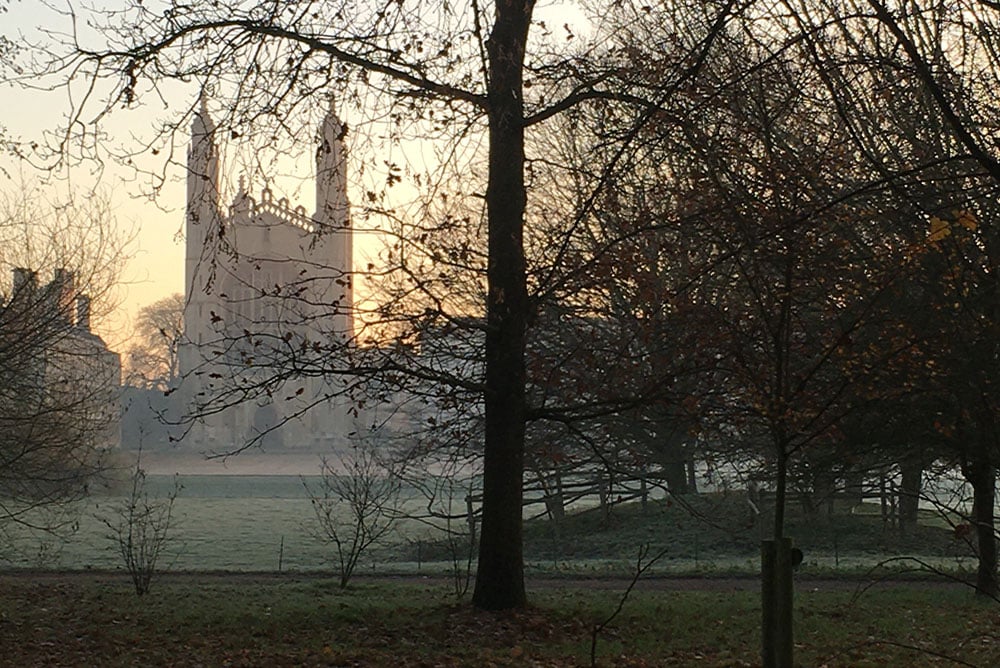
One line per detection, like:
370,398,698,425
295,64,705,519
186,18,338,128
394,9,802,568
397,492,966,577
515,494,965,573
1,480,968,577
0,574,995,666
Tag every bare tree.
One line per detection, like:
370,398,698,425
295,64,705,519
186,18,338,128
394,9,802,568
306,446,401,589
0,0,16,171
124,293,184,390
31,0,745,609
99,449,180,596
0,185,128,541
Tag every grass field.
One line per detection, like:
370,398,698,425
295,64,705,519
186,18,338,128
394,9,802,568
0,474,975,579
1,475,994,666
0,573,996,667
4,477,331,572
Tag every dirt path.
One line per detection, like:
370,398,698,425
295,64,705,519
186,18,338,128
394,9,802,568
0,569,971,593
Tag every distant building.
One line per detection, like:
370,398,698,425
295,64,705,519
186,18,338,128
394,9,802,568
0,267,121,451
177,98,365,451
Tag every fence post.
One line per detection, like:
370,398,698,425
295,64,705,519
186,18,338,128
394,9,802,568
761,537,794,668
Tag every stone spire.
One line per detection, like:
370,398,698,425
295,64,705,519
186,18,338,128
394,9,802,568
186,94,220,232
313,96,353,342
181,94,221,374
315,96,349,229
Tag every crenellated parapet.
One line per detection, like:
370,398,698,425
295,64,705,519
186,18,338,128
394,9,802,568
231,188,317,234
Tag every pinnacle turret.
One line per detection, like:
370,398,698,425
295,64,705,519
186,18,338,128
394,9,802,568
315,99,349,229
190,95,219,148
182,94,221,368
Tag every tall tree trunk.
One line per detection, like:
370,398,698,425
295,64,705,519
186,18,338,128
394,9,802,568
686,459,698,493
773,446,789,541
537,470,565,522
657,425,689,494
897,459,923,535
879,470,891,527
962,453,998,598
472,1,534,611
664,459,689,495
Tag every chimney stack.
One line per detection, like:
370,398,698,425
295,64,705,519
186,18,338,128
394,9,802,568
76,295,92,331
12,267,38,295
51,268,76,324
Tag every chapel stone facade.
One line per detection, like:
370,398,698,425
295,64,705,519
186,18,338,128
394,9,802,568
177,98,362,452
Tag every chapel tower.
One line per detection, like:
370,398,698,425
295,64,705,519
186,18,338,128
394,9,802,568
180,97,221,376
175,96,360,451
314,99,354,340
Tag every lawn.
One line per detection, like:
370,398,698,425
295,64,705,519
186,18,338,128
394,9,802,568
0,574,997,666
1,477,973,580
0,477,988,666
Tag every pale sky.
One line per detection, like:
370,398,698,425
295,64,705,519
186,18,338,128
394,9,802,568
1,0,592,351
1,1,186,347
